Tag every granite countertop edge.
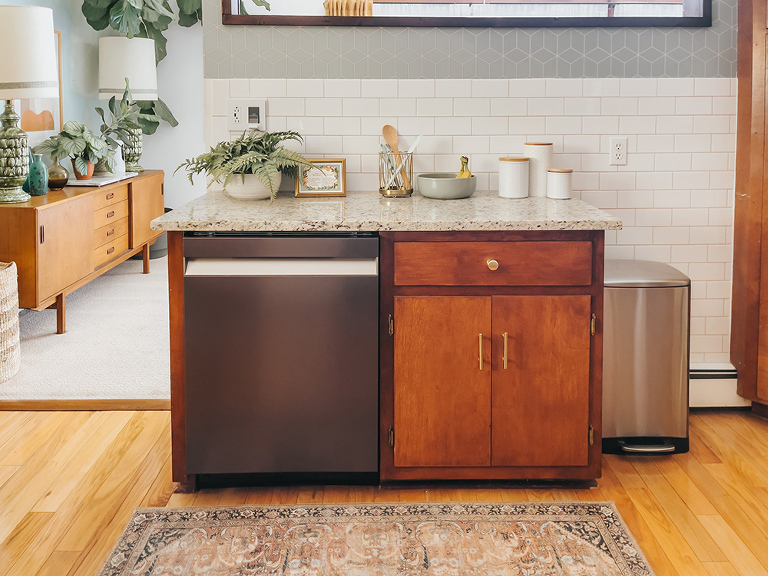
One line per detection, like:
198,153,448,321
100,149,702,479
151,190,623,232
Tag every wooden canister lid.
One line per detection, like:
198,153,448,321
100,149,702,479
547,167,573,173
524,142,553,146
500,157,529,162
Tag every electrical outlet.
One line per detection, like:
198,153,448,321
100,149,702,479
609,137,628,166
227,99,266,132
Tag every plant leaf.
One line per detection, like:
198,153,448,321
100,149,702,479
110,0,142,37
75,156,88,175
139,21,168,62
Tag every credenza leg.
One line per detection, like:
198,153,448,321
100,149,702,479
142,244,150,274
56,293,66,334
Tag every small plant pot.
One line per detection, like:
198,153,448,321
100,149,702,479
224,173,281,200
72,159,95,181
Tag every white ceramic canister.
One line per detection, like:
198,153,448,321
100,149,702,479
523,142,553,197
546,167,573,199
498,157,529,198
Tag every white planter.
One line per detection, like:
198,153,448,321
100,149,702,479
224,173,281,200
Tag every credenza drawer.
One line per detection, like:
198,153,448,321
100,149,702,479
93,233,129,269
394,241,593,286
93,200,129,230
93,217,129,249
92,184,129,211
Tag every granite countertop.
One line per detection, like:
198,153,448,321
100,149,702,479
151,190,623,232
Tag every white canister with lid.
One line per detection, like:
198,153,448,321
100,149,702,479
523,142,553,197
498,157,529,198
546,168,573,199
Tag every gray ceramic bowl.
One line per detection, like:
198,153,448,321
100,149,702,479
417,173,477,200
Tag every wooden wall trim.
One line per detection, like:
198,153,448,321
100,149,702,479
732,0,763,400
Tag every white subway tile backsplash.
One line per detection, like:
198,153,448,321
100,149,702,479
657,78,695,97
491,98,527,117
325,79,361,98
398,79,435,98
361,79,397,98
380,98,416,117
417,98,453,117
473,79,509,98
509,78,546,97
528,98,564,116
207,77,737,363
435,79,472,97
287,79,324,97
250,78,287,98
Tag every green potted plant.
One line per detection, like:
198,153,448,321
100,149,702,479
95,79,152,174
176,130,312,201
35,121,113,180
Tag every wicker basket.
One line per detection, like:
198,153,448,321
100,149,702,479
0,262,21,383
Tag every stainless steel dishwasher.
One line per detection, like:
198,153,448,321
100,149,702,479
183,232,379,477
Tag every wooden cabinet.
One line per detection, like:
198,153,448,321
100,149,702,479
0,170,164,333
380,230,604,481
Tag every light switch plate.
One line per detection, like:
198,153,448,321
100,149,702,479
227,99,267,132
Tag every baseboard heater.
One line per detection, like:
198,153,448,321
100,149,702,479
689,367,750,408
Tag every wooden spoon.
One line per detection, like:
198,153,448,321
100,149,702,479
382,124,411,190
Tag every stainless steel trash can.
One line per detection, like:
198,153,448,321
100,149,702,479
602,260,690,454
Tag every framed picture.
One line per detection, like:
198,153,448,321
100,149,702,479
295,158,346,197
19,30,63,148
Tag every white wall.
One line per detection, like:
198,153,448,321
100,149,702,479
207,77,736,366
141,22,207,208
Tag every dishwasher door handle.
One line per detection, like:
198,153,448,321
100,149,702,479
185,257,378,277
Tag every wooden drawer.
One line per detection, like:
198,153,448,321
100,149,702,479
93,200,129,230
93,233,129,269
92,184,128,211
93,217,129,249
394,241,593,286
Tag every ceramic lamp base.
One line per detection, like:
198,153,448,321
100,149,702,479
0,100,30,204
125,162,144,172
0,186,31,203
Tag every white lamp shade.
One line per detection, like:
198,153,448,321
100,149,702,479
0,6,59,100
98,37,158,101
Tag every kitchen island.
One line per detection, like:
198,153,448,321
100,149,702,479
153,190,621,491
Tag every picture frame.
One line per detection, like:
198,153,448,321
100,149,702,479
19,30,63,149
295,158,346,197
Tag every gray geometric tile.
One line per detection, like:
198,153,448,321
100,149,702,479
203,0,736,79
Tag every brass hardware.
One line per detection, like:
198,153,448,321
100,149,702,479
502,331,509,369
106,210,115,218
486,259,499,271
39,225,44,244
107,247,115,255
107,229,115,237
589,425,594,446
106,193,114,200
388,314,394,336
479,333,484,370
388,426,394,448
590,314,596,336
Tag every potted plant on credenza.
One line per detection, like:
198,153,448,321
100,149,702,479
35,121,113,181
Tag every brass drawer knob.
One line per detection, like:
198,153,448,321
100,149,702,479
487,259,499,271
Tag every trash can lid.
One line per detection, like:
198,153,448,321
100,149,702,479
604,259,691,288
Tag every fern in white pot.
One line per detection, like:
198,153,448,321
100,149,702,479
176,130,311,201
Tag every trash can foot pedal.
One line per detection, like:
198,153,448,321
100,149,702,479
618,440,675,454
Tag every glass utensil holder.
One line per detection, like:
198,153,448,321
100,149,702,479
379,150,413,197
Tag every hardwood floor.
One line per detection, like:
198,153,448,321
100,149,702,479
2,410,768,575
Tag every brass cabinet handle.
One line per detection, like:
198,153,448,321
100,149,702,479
106,193,114,200
107,247,115,255
106,228,115,237
487,259,499,271
106,210,115,218
478,333,483,370
502,331,509,369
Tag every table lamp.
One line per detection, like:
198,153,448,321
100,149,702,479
98,37,158,172
0,6,59,203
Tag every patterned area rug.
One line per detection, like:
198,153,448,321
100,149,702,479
100,502,654,575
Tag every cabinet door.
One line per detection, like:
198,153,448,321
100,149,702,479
394,296,492,467
491,295,591,467
37,197,94,303
130,173,164,248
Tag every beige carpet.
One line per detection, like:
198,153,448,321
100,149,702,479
0,257,170,401
100,502,654,576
